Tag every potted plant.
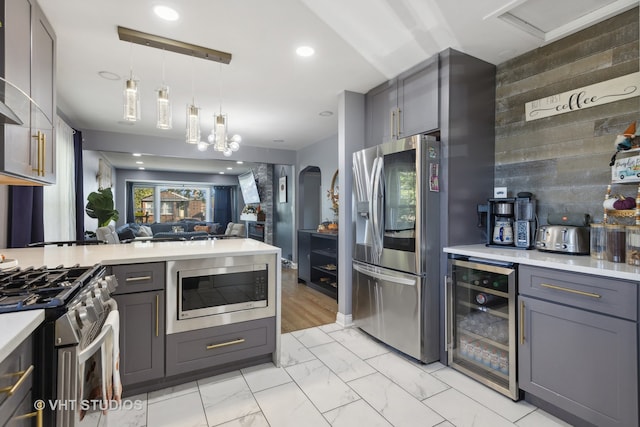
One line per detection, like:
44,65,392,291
85,187,119,227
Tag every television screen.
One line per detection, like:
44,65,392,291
238,171,261,204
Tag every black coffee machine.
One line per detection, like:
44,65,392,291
477,192,536,249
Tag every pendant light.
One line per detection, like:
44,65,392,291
204,64,241,156
156,49,172,129
123,44,140,122
186,101,200,144
186,56,200,144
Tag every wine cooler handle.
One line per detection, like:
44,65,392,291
520,300,525,345
444,275,453,351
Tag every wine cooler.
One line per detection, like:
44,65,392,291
446,256,519,400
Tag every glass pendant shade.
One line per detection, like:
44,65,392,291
123,78,140,122
156,86,172,129
186,104,200,144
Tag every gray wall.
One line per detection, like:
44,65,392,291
495,7,639,224
273,164,295,261
296,134,339,225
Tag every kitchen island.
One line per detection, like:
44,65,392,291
0,239,281,396
444,244,639,427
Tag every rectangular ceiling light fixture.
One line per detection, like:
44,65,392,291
117,26,232,64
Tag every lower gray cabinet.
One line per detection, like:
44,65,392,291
114,290,165,386
518,266,638,427
0,336,35,426
166,317,276,376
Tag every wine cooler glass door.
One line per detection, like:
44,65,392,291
448,258,518,400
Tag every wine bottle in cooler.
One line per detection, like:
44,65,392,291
475,292,500,306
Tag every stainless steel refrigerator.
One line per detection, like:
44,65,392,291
352,135,441,363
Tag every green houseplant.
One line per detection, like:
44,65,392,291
85,187,119,227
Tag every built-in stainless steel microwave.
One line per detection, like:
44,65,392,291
166,255,277,334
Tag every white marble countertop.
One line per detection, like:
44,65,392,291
0,238,280,268
0,310,44,362
444,244,640,282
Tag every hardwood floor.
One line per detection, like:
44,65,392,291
281,267,338,333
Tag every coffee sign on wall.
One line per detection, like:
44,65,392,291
525,72,639,121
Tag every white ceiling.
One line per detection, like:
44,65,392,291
40,0,637,170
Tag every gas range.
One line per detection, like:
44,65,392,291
0,264,103,313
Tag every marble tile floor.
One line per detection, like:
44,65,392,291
79,323,572,427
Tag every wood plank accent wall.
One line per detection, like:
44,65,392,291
495,7,639,224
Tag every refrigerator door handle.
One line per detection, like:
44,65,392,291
352,262,416,286
371,155,384,259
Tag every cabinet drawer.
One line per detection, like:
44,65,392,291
0,338,33,425
166,317,276,376
111,262,165,294
519,266,637,320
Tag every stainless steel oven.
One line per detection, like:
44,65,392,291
166,255,277,334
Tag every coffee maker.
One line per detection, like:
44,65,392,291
478,192,536,249
514,192,536,249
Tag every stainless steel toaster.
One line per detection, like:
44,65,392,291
535,225,590,254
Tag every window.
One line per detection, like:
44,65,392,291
128,182,236,225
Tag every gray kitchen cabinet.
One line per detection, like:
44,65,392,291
518,265,638,427
165,317,276,376
366,55,438,145
112,263,165,387
0,0,56,185
0,335,37,426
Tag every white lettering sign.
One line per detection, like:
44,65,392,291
525,72,639,121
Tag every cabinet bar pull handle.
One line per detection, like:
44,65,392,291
155,294,159,337
206,338,245,350
390,109,395,139
0,365,34,395
397,108,402,136
32,132,42,176
520,301,525,345
125,275,152,282
540,283,601,299
41,132,46,176
12,406,43,427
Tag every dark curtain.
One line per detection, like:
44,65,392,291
213,186,232,226
8,186,44,247
73,129,85,240
126,181,134,223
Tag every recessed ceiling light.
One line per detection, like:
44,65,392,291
136,161,144,165
132,153,142,157
98,71,120,81
153,5,179,21
219,172,225,174
296,46,315,57
226,167,233,170
138,167,145,170
236,161,244,164
319,110,333,117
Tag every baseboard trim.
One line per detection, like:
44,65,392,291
335,312,353,327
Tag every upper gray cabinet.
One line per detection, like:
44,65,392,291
366,55,438,145
0,0,56,185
